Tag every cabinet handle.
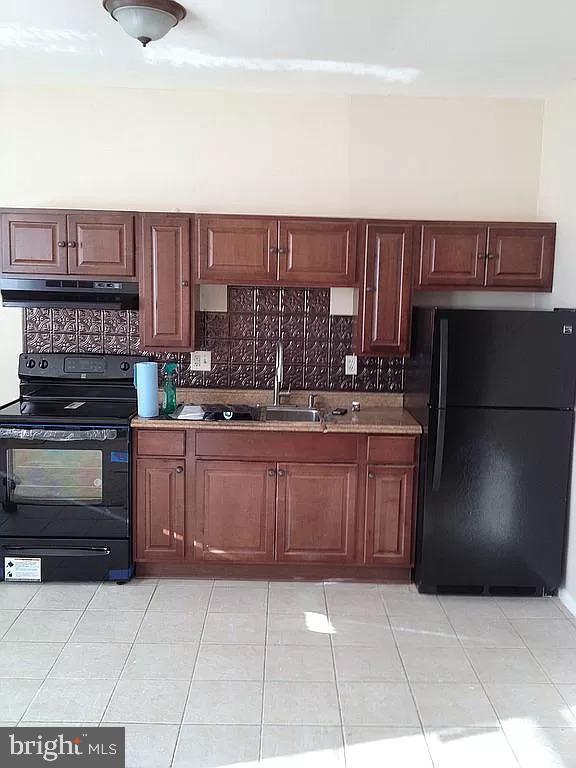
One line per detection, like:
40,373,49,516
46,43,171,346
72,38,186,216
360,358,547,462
67,241,77,248
486,253,496,259
267,468,276,477
57,241,66,248
277,247,286,255
477,253,486,260
277,469,286,477
368,471,375,479
269,247,278,254
181,280,189,287
176,466,184,474
366,286,375,292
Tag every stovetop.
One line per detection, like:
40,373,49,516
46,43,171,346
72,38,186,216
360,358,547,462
0,353,148,427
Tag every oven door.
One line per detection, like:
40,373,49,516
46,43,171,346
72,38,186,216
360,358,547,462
0,425,129,539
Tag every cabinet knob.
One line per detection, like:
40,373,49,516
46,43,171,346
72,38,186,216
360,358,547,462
486,253,496,259
269,247,277,254
368,471,375,479
67,241,77,248
267,468,276,477
366,286,375,292
181,280,189,287
57,241,66,248
477,253,486,260
277,247,286,255
277,469,286,477
176,466,184,474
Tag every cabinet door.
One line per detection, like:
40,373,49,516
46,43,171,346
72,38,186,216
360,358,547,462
140,214,193,349
278,219,358,285
418,224,487,288
196,460,276,562
365,465,415,566
276,463,358,563
67,213,135,277
358,223,414,356
135,459,185,562
1,212,68,274
485,224,555,291
197,215,277,283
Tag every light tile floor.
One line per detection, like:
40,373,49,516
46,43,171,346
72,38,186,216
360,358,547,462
1,579,576,767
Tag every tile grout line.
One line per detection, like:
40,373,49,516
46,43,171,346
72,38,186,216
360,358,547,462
436,597,523,768
170,579,216,768
325,583,348,767
258,581,271,762
380,588,438,768
17,583,104,725
97,579,161,728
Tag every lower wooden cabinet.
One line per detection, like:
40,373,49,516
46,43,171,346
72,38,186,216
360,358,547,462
134,458,185,562
196,460,276,562
132,430,419,572
276,463,358,563
365,465,415,566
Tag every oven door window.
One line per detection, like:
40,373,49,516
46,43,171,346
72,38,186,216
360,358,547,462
8,449,103,503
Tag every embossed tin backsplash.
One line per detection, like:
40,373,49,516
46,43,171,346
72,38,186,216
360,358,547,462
24,287,404,392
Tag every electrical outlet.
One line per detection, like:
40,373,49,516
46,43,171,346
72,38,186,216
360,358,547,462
190,351,212,372
344,354,357,376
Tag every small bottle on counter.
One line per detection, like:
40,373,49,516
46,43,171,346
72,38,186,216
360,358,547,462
162,362,178,415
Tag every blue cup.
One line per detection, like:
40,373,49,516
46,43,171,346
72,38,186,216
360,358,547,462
134,362,159,418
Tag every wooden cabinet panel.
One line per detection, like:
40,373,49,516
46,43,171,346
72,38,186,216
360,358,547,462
358,223,414,356
67,213,135,277
135,458,185,562
1,213,68,274
365,465,415,566
485,224,555,291
196,460,276,562
197,215,277,283
140,214,193,350
418,224,487,288
276,463,358,563
278,219,357,286
195,431,360,462
367,436,418,465
136,430,186,457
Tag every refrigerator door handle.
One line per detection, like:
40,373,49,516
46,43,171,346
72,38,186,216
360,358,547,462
432,409,446,491
438,318,449,408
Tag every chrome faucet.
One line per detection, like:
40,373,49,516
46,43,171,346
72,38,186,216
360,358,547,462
273,340,284,406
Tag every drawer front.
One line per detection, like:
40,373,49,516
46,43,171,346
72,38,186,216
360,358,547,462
367,436,418,465
195,431,361,462
136,429,186,457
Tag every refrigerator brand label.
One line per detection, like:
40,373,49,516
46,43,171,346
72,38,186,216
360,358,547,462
4,557,41,582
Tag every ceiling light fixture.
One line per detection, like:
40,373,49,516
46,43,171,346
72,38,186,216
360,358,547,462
103,0,186,47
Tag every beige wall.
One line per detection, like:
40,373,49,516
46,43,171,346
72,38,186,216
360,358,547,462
1,88,543,218
538,83,576,612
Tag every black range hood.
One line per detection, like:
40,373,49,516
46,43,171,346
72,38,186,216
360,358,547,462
0,278,139,309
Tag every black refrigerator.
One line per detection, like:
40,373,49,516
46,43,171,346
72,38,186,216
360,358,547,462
405,308,576,596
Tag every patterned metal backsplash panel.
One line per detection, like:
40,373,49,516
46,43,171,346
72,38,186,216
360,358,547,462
24,287,404,392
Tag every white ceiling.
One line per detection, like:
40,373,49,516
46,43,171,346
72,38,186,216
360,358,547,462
1,0,575,97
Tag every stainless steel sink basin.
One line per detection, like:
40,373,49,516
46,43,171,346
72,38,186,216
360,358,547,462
259,406,323,423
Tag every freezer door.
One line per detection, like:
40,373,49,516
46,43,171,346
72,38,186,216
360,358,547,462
432,309,576,409
416,407,574,593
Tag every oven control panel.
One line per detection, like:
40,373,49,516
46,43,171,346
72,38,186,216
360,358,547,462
19,354,149,380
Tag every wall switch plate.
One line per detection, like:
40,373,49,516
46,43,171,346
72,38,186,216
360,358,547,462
190,351,212,371
344,354,357,376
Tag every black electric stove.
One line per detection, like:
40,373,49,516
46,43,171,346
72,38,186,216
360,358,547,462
0,353,147,583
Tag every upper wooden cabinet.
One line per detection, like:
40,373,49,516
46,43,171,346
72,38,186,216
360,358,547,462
278,219,357,285
485,224,555,290
196,215,277,283
196,215,358,286
139,213,194,350
1,210,136,278
356,223,415,357
67,213,135,277
416,222,555,291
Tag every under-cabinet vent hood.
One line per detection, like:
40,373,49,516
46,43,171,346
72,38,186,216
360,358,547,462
0,278,139,309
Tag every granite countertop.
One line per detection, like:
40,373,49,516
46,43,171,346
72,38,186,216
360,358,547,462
131,406,422,435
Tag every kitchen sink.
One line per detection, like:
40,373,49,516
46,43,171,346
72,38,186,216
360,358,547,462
259,406,323,423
